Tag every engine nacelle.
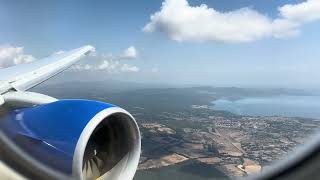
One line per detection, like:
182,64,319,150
0,100,141,180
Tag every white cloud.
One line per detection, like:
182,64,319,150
97,60,121,73
97,60,110,70
71,64,92,71
0,45,35,68
70,46,140,73
120,46,138,59
95,60,140,73
279,0,320,23
0,45,140,74
143,0,320,43
120,64,140,72
83,64,92,70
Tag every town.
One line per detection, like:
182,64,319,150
133,105,320,178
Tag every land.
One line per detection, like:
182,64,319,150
134,108,319,179
33,81,320,179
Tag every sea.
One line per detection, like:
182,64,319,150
211,95,320,119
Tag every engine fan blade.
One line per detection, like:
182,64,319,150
90,159,100,178
93,156,104,169
83,139,107,179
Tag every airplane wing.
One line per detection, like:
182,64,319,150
0,45,95,94
0,45,141,180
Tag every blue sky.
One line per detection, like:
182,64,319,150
0,0,320,88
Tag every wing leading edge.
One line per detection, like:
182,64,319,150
0,45,95,94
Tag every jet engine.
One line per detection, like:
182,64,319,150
0,99,141,180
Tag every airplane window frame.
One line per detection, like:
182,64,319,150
0,131,71,180
0,128,320,180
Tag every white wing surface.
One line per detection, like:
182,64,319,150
0,45,95,94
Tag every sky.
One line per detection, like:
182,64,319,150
0,0,320,88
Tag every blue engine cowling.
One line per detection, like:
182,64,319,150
0,99,141,180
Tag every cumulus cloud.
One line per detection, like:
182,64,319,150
97,60,120,73
70,46,140,73
97,60,111,70
72,60,140,73
143,0,320,43
120,64,140,72
279,0,320,22
0,45,140,73
72,64,92,71
120,46,138,59
0,45,35,68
